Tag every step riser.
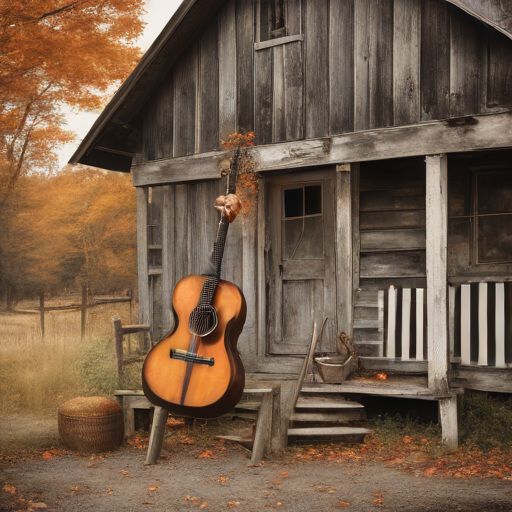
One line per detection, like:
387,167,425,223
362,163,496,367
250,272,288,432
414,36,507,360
290,410,365,422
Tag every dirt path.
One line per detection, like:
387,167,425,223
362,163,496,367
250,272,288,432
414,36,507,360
2,448,512,512
1,414,511,512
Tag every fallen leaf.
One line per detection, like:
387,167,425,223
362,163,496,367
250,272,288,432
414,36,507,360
227,501,240,507
403,436,414,444
199,502,208,509
30,503,47,509
273,481,281,485
181,438,195,444
217,476,228,484
3,485,16,494
107,489,114,494
148,485,159,492
376,373,387,380
70,487,80,492
199,450,213,458
338,502,351,507
119,471,132,478
42,452,53,460
186,496,199,502
276,503,284,507
280,471,290,478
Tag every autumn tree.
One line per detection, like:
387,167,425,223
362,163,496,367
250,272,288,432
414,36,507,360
0,0,145,305
0,0,145,202
0,167,137,307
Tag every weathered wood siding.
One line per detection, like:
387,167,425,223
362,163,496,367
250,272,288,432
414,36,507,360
354,158,427,357
143,181,257,361
142,0,512,162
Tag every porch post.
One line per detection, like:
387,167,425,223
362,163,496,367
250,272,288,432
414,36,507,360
136,186,150,349
425,155,458,449
335,164,356,337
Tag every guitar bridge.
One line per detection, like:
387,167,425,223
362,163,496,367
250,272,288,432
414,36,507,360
170,349,215,367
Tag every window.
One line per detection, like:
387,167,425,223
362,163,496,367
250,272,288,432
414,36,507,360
282,184,323,260
259,0,286,42
449,169,512,264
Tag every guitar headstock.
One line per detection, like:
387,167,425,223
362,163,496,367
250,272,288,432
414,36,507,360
215,194,242,223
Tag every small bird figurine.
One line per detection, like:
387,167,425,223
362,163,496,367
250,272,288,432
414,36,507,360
214,194,242,223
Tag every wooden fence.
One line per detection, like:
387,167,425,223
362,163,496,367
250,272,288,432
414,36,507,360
20,286,133,341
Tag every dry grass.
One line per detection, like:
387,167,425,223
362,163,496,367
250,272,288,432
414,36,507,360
0,299,142,416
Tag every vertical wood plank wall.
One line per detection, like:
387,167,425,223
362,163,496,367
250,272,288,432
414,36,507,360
141,0,512,162
142,181,256,358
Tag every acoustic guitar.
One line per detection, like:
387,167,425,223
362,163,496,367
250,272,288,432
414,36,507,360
142,152,246,419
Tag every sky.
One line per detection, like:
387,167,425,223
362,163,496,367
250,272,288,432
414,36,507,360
59,0,182,169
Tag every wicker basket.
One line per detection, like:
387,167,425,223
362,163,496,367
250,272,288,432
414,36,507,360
58,397,124,453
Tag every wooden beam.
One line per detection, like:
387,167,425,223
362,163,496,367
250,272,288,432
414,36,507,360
426,155,449,394
445,0,512,41
439,395,458,450
336,164,354,336
132,113,512,187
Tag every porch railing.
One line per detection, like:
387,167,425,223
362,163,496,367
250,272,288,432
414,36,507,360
450,282,512,367
385,286,427,360
382,283,512,368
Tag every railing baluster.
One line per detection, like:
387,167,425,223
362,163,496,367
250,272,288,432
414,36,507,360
416,288,424,361
387,286,397,358
478,283,488,366
401,288,411,360
461,284,471,365
495,283,506,368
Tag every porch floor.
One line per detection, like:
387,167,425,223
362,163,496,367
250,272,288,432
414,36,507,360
304,375,461,400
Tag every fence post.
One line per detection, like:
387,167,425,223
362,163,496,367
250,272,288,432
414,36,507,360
128,289,133,354
113,318,124,382
81,285,88,341
39,292,45,340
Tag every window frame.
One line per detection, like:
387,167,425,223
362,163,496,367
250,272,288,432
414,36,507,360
449,167,512,265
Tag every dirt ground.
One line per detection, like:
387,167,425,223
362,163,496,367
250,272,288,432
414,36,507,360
1,413,512,512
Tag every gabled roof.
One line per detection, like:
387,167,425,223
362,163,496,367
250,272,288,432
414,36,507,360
69,0,512,172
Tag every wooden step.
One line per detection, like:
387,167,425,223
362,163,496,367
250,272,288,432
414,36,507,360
295,396,364,409
287,427,371,437
290,410,364,422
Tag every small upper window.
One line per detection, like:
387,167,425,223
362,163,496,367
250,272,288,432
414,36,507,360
259,0,286,42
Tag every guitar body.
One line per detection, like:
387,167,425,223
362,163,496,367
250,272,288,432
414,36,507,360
142,274,246,419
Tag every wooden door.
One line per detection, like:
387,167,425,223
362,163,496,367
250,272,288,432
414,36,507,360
267,170,337,354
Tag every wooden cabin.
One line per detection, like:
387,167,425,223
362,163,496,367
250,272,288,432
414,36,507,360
71,0,512,447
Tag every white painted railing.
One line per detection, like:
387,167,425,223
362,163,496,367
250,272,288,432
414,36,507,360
451,282,512,367
385,286,427,360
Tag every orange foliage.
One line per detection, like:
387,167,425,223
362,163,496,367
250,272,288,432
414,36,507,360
0,0,145,202
0,166,137,302
220,132,258,216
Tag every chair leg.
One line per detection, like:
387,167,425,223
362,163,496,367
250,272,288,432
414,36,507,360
145,407,168,465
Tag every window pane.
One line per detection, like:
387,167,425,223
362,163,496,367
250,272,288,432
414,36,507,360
478,215,512,263
283,217,324,260
477,171,512,214
305,185,322,215
448,218,471,273
283,218,303,259
284,187,303,218
448,169,471,216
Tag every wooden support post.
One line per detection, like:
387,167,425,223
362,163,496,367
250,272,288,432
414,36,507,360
439,396,458,450
250,391,273,465
39,292,45,340
336,164,354,336
81,285,88,341
425,155,450,395
127,289,133,355
145,407,169,465
113,318,124,382
137,187,150,353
